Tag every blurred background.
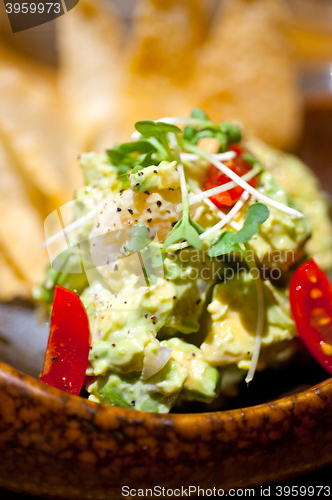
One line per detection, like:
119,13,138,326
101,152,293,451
0,0,331,304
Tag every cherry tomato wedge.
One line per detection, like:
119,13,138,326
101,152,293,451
290,259,332,374
40,285,91,394
203,145,258,209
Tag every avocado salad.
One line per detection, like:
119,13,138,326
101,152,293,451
35,109,332,413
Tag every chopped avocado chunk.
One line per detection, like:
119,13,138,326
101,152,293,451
247,137,332,271
86,359,187,413
81,279,177,342
130,161,180,192
245,172,311,270
79,152,121,191
201,270,296,371
161,249,221,334
144,360,188,397
88,330,152,375
161,338,219,402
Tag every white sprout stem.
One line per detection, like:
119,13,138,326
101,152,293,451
199,191,250,240
162,133,191,254
187,181,242,231
178,164,189,218
180,151,236,163
166,241,189,252
186,144,305,219
168,133,190,219
39,204,102,250
180,165,261,210
166,200,242,252
164,190,243,253
203,197,242,231
244,252,265,384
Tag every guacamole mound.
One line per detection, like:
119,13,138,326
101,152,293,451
36,114,332,413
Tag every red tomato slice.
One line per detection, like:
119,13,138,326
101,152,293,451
290,259,332,374
203,145,258,209
40,285,91,394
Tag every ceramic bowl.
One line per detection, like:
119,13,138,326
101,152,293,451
1,361,332,500
1,101,332,498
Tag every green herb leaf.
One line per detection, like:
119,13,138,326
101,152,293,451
117,141,154,155
208,203,270,257
241,153,258,167
106,148,125,165
163,131,203,250
215,132,228,152
219,123,242,144
191,107,208,121
191,125,227,151
135,120,182,137
197,124,221,132
130,165,142,175
142,136,168,156
189,219,205,235
127,223,151,253
183,126,196,142
131,151,156,174
164,218,203,250
142,245,165,277
139,151,156,168
107,134,169,180
232,203,270,243
208,232,243,257
194,129,215,142
182,221,203,250
106,144,152,177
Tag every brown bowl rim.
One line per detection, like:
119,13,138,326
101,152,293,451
1,360,332,497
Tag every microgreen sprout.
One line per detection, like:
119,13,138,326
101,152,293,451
182,141,304,219
208,202,270,257
163,133,204,250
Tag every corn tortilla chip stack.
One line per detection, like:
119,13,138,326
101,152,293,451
129,0,209,86
190,0,301,149
117,0,211,141
56,0,124,150
0,46,75,213
0,137,48,291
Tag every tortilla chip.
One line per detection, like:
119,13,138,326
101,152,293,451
56,0,124,150
0,43,79,212
128,0,209,85
114,0,211,143
190,0,302,149
0,137,49,288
